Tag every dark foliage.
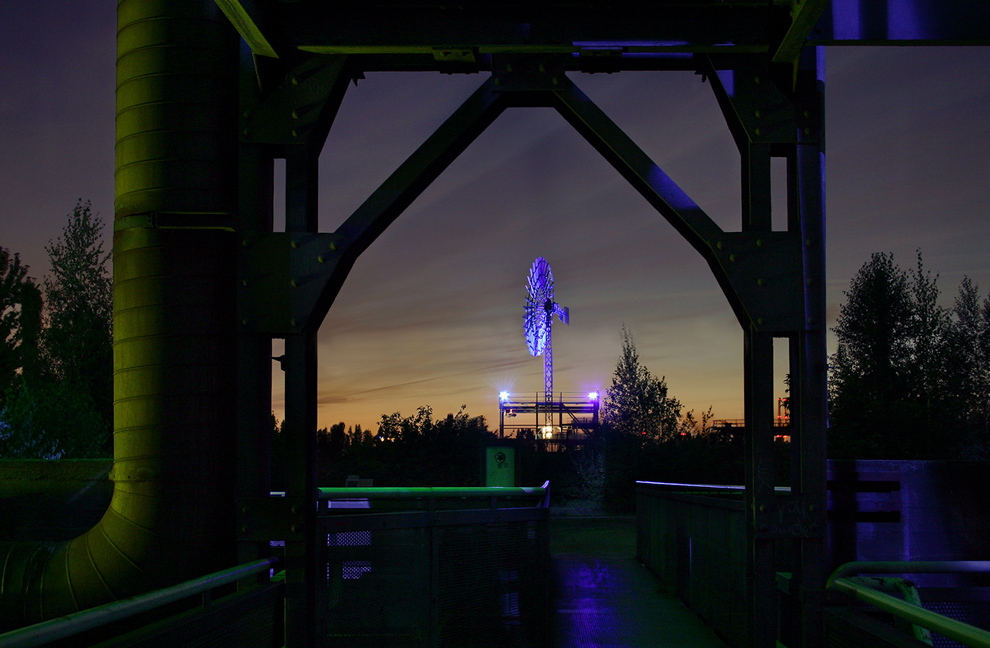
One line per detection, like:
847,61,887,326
829,251,990,459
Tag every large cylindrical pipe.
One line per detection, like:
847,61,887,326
0,0,239,629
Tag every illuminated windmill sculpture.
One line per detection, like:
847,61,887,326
524,257,569,432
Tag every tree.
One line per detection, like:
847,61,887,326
829,251,967,458
0,201,113,459
42,199,113,422
602,326,683,442
947,278,990,457
0,248,42,401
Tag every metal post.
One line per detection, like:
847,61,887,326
788,46,828,648
742,138,777,648
282,144,320,648
236,43,276,574
745,330,777,648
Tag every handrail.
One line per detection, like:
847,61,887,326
827,561,990,588
826,561,990,648
636,480,791,493
0,557,279,648
317,485,549,500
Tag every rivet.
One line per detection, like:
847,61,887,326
243,111,250,118
290,279,298,288
803,110,811,118
552,77,560,85
291,77,298,85
716,241,723,250
804,127,812,135
291,524,301,534
317,255,325,264
759,504,767,512
242,279,249,287
291,110,299,120
291,129,298,138
757,278,764,287
241,318,249,326
754,127,762,136
291,505,300,514
291,240,299,249
242,128,249,136
506,64,513,73
807,317,815,326
494,78,501,86
729,254,737,262
754,76,761,84
755,110,761,118
241,525,249,533
241,239,249,247
757,317,765,326
329,242,338,251
538,63,545,73
809,504,818,512
290,318,299,327
756,238,762,247
805,238,813,247
241,506,250,514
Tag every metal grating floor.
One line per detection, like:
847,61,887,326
551,517,727,648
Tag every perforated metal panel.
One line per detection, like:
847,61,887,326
319,508,549,648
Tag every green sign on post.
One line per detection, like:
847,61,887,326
484,446,515,487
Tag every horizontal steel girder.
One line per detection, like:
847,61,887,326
217,0,990,73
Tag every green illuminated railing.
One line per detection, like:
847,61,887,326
826,561,990,648
318,484,550,500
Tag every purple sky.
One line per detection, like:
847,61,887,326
3,3,989,432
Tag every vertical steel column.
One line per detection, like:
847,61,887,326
282,144,320,648
742,141,778,648
236,43,276,573
788,47,828,648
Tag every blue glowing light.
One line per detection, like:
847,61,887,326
588,391,599,401
499,391,510,402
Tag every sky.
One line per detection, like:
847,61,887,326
2,3,990,434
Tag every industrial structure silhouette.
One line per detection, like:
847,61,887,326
2,2,989,647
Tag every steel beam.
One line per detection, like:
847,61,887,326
238,78,508,335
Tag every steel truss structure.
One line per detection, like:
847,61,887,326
216,3,990,647
3,2,987,648
499,392,600,443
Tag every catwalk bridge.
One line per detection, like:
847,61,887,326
2,1,990,646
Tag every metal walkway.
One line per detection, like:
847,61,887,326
551,516,728,648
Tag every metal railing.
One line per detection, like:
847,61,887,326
317,483,551,647
826,561,990,648
0,557,279,648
